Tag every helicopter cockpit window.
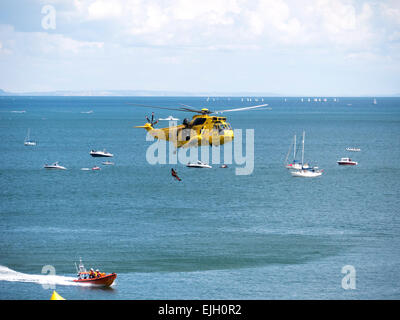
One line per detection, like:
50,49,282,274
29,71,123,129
218,124,227,133
214,123,232,134
192,118,207,126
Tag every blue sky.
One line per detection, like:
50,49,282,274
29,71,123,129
0,0,399,95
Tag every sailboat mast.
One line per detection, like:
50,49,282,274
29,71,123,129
301,131,305,165
293,134,296,160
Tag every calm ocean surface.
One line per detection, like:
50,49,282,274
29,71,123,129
0,96,399,300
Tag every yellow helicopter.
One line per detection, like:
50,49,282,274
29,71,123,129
131,103,268,149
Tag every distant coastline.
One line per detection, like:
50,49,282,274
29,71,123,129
0,88,280,97
0,88,398,97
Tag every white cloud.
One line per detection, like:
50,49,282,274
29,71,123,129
87,0,123,20
172,0,240,24
380,1,400,25
0,24,104,56
6,0,400,62
345,51,392,63
301,0,376,49
63,0,386,51
39,33,104,54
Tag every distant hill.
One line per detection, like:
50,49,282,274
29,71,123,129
0,89,281,97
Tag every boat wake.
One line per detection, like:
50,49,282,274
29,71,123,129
0,265,78,287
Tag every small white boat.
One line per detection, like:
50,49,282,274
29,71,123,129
81,168,90,171
90,149,113,157
24,129,36,146
346,147,361,152
291,167,323,177
102,161,114,165
159,115,179,121
186,161,212,168
81,110,93,114
337,157,358,165
44,162,67,170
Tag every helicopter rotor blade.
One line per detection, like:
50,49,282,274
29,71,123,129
213,104,269,114
178,103,210,114
127,103,203,113
179,103,195,109
180,107,208,113
128,102,268,115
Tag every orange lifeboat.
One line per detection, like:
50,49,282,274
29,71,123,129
73,272,117,287
73,258,116,287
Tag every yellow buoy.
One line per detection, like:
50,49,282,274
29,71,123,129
50,290,66,300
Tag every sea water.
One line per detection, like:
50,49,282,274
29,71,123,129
0,96,399,299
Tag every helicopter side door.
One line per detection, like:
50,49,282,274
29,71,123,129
211,124,222,146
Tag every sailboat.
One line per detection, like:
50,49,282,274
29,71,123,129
373,98,377,105
24,128,36,146
285,134,307,170
290,131,323,177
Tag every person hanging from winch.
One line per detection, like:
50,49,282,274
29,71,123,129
171,168,181,181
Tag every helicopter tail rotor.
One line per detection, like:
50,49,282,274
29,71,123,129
145,112,159,127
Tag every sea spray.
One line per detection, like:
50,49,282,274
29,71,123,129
0,265,77,287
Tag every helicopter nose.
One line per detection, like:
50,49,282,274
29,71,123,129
223,130,234,142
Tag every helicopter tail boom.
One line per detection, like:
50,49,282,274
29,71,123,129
135,123,154,131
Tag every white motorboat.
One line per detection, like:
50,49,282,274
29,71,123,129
24,129,36,146
346,147,361,152
44,162,67,170
337,157,358,165
102,161,114,165
90,149,113,157
186,161,212,168
159,115,179,121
